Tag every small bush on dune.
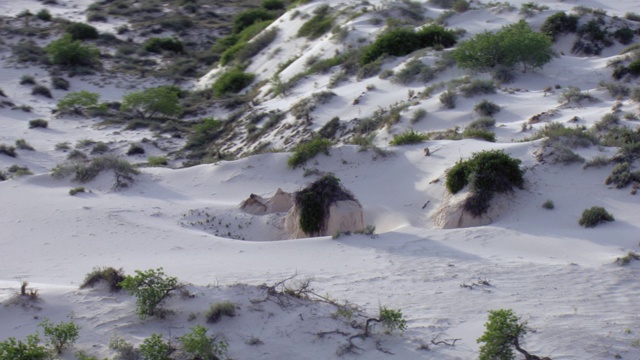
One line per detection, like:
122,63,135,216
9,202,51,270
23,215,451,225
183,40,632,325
579,206,614,227
0,334,49,359
36,9,52,21
205,301,236,323
295,174,358,235
120,268,179,319
80,267,125,291
121,86,182,120
66,22,99,40
233,8,275,34
542,199,555,209
392,59,435,84
212,69,255,97
57,91,102,116
143,37,184,54
39,318,80,354
15,139,34,151
139,333,172,360
31,85,52,98
478,309,544,360
46,34,100,68
297,4,333,40
51,155,139,189
288,137,332,169
541,11,579,40
180,325,228,360
389,129,429,145
147,156,168,166
29,119,48,128
462,128,496,142
459,79,496,98
605,162,640,188
446,150,524,217
0,144,17,157
439,89,457,109
69,186,86,195
474,99,500,116
51,76,70,90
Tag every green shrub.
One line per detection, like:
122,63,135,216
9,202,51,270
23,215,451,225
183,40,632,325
179,325,227,360
0,144,17,157
297,5,333,40
474,100,500,116
454,20,553,73
139,334,171,360
446,150,524,216
121,86,182,120
205,301,236,323
477,309,533,360
542,199,555,209
126,143,145,156
120,268,179,319
361,25,456,65
212,69,255,97
294,174,358,235
31,85,52,98
20,74,36,85
109,337,139,360
143,37,184,54
29,119,48,128
462,128,495,142
15,139,34,151
578,206,614,227
147,156,168,166
80,266,125,291
8,165,33,176
46,34,100,67
439,89,457,109
233,8,275,34
52,76,70,90
459,79,496,98
38,319,80,354
379,306,407,334
540,11,579,40
389,129,429,145
0,334,49,360
262,0,284,10
57,91,102,116
558,86,597,105
51,155,139,188
629,60,640,76
392,59,435,84
287,137,332,169
605,162,640,188
410,108,427,124
614,27,635,45
69,186,86,195
66,22,99,40
36,9,52,21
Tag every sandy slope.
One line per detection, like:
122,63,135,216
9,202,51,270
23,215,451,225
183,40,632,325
2,0,640,359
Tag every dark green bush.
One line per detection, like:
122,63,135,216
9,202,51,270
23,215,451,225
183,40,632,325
605,162,640,188
628,60,640,76
0,144,17,157
297,5,333,40
462,128,496,142
126,143,145,156
288,137,332,169
120,268,179,319
578,206,614,227
361,25,456,65
212,69,255,97
474,100,500,116
46,34,100,67
614,27,635,45
389,129,429,145
205,301,236,323
446,150,524,216
233,8,275,34
459,79,496,98
66,22,100,40
0,334,49,360
29,119,48,128
540,11,579,40
36,9,52,21
80,267,125,292
52,76,70,90
143,37,184,54
294,174,358,235
439,89,457,109
262,0,285,10
31,85,52,98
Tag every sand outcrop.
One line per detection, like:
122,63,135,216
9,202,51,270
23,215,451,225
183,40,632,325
240,188,293,215
432,190,514,229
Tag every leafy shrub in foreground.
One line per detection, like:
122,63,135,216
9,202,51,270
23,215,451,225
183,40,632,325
361,24,457,65
139,333,172,360
80,266,125,292
578,206,614,227
212,69,255,97
389,129,429,145
287,137,332,169
205,301,236,323
294,174,358,235
0,334,49,360
120,268,179,319
478,309,537,360
39,318,80,354
180,325,228,360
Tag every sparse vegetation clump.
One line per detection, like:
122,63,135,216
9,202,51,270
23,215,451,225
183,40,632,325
80,267,125,292
69,186,86,195
120,268,179,319
294,174,358,236
579,206,614,227
0,144,17,157
474,99,501,116
288,137,332,169
541,11,579,40
297,4,333,40
57,91,102,116
39,318,80,354
139,334,172,360
542,199,555,209
389,129,429,145
205,301,236,323
29,119,48,128
446,150,524,216
46,34,100,68
121,86,182,120
31,85,52,98
143,37,185,54
439,89,457,109
180,325,228,360
51,155,139,189
605,162,640,188
459,79,496,98
361,24,457,65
